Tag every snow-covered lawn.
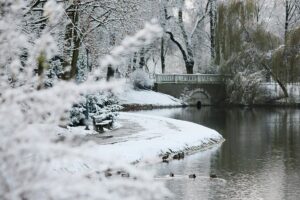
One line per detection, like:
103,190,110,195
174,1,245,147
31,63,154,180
117,88,183,107
63,113,223,165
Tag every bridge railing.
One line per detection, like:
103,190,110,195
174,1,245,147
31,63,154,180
155,74,229,84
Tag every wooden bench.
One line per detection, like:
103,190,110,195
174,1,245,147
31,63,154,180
93,115,113,133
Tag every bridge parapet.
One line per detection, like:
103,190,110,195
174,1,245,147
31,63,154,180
155,74,229,84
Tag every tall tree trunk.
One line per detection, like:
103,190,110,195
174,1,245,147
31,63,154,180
285,0,290,42
70,4,80,80
166,31,193,74
178,6,195,74
161,38,165,74
284,0,290,83
209,0,216,60
62,15,74,77
62,2,80,80
160,1,168,74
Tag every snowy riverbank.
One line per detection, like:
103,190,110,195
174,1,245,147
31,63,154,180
117,88,184,109
64,112,224,165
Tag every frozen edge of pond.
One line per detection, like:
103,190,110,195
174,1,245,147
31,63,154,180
54,113,224,173
84,113,224,165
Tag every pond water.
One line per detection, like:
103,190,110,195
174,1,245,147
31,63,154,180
137,107,300,200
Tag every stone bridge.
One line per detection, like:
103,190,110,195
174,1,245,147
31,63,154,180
154,74,229,106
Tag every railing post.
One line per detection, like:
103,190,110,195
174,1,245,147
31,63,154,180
198,75,201,83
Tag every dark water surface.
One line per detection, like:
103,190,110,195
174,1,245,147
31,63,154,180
137,107,300,200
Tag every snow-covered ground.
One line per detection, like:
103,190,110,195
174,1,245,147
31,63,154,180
260,83,300,103
117,88,183,107
62,113,223,166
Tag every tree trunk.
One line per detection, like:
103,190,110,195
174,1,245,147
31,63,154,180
62,2,81,80
86,48,91,72
262,63,288,98
178,7,195,74
161,38,165,74
186,62,194,74
106,65,115,81
284,0,290,83
285,0,290,42
132,52,137,71
160,1,168,74
163,1,195,74
209,0,216,60
62,15,74,77
69,4,80,80
139,48,145,69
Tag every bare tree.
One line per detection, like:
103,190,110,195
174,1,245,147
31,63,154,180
284,0,300,41
282,0,300,82
162,0,211,74
165,0,195,74
159,0,169,74
208,0,217,60
25,0,140,80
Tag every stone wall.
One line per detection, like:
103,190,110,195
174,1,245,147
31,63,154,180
154,83,226,105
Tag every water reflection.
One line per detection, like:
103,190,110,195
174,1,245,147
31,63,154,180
137,107,300,200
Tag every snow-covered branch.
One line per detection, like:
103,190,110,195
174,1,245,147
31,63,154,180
0,1,169,199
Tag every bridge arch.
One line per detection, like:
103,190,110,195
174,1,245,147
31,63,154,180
185,89,212,106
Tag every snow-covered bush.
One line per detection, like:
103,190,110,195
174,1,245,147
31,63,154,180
69,103,86,126
221,47,268,105
129,69,154,89
0,1,168,199
44,58,64,87
69,92,122,126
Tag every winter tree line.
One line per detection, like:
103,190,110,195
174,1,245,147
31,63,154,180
16,0,300,105
0,0,300,199
7,0,298,79
2,0,298,98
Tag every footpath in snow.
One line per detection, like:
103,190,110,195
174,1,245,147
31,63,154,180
66,112,224,165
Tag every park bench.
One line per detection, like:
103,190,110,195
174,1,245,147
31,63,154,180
92,114,113,133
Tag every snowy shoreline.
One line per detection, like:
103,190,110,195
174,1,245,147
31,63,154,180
65,112,224,166
58,89,224,170
121,103,186,111
116,85,300,108
117,89,186,110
